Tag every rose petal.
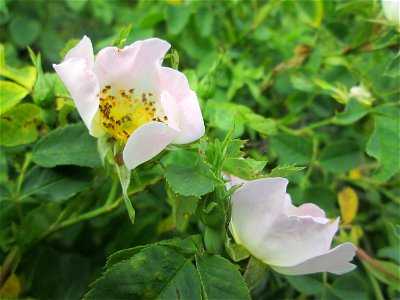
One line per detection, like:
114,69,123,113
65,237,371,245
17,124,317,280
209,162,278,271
53,58,99,134
122,122,178,170
93,38,170,91
283,194,326,218
270,242,357,275
231,178,288,254
159,67,205,144
254,214,335,266
160,91,180,131
64,35,94,69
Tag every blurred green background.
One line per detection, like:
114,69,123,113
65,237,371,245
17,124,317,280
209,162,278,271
0,0,399,299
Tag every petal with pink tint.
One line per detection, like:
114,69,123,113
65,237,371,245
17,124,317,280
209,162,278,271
254,214,334,266
160,91,179,131
283,194,326,218
231,178,288,254
159,67,205,144
270,242,357,275
53,58,99,134
122,122,178,170
93,38,170,91
64,35,94,68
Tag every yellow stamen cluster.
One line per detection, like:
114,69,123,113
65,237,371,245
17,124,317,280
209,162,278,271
98,85,168,143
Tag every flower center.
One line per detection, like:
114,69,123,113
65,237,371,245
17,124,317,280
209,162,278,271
97,85,167,143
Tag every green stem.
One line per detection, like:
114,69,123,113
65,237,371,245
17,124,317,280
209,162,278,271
46,197,124,238
15,153,32,200
362,261,385,300
105,179,119,206
297,117,336,134
0,246,20,288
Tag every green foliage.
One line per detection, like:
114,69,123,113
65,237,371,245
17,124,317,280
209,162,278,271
165,156,219,198
0,0,398,299
85,244,202,300
32,124,102,168
195,253,251,300
0,103,40,146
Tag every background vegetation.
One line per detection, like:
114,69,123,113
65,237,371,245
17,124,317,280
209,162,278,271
0,0,399,299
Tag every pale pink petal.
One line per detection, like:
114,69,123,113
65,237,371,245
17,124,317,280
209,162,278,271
53,58,99,134
159,67,191,101
93,38,170,92
160,91,180,131
254,214,334,266
231,178,288,254
64,35,94,68
159,67,205,144
122,122,178,170
172,90,205,144
270,243,357,275
225,174,248,189
283,194,326,218
93,42,141,89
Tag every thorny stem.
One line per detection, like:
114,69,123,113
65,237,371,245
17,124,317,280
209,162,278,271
15,153,32,201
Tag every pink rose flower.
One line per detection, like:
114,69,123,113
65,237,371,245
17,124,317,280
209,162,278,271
230,177,357,275
54,36,205,169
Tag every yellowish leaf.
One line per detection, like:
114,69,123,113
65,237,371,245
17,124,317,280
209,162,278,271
338,187,359,224
349,168,362,179
0,269,21,298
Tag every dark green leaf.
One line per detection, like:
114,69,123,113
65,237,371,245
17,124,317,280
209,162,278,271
286,274,323,295
32,123,102,168
21,166,93,202
85,245,202,300
319,141,360,173
271,134,313,165
9,16,41,47
195,253,250,300
366,106,400,182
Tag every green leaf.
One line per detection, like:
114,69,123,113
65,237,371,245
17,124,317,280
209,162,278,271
296,0,324,28
336,98,369,125
286,274,323,295
366,106,400,182
195,253,251,300
0,103,40,146
167,188,198,231
319,141,361,173
223,157,267,180
246,113,277,136
270,134,313,165
243,256,267,291
266,164,305,177
85,245,202,300
166,5,191,35
0,80,28,115
363,260,400,290
330,273,369,300
384,53,400,78
195,7,214,37
65,0,88,12
9,16,41,47
105,246,146,269
225,238,250,262
21,166,93,202
115,161,135,224
165,157,219,198
32,123,102,168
